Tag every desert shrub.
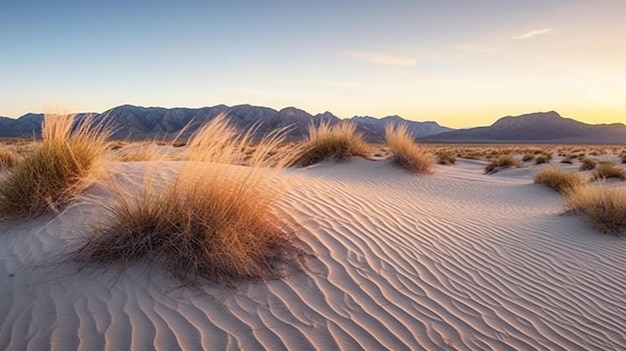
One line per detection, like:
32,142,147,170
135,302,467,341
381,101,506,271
534,167,583,193
485,154,520,174
522,153,535,162
437,152,456,165
535,154,550,164
560,156,573,164
291,122,369,166
621,155,626,164
385,124,433,173
72,115,304,285
579,158,597,171
591,163,626,181
565,184,626,235
0,147,18,168
0,114,110,219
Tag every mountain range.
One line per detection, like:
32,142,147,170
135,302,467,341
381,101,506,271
0,105,624,144
0,104,451,142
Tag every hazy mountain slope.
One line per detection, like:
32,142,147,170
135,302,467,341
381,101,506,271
424,111,626,143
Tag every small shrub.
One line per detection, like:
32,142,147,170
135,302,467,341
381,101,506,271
564,184,626,235
621,155,626,164
560,156,573,164
0,114,110,219
591,163,626,181
579,158,597,171
385,124,433,173
535,154,550,164
0,147,18,168
522,153,535,162
485,154,520,174
293,122,369,166
534,167,583,193
437,152,456,165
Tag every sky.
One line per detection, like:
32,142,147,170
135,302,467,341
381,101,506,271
1,0,625,128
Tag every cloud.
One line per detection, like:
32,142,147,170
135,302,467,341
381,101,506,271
341,50,417,66
513,28,550,39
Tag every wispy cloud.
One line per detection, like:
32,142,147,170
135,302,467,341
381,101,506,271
513,28,550,40
341,50,417,66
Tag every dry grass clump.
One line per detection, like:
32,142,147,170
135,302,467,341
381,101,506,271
437,152,456,165
534,167,584,193
292,122,369,167
72,115,304,285
522,153,535,162
565,184,626,235
0,114,110,219
621,154,626,164
591,162,626,181
485,154,520,174
535,154,551,164
385,124,433,173
0,147,18,168
579,158,597,171
560,156,573,164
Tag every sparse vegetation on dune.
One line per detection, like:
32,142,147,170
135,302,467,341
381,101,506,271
292,121,369,167
565,184,626,235
535,154,551,164
579,158,597,171
0,147,18,168
436,152,456,165
73,115,305,285
591,162,626,181
534,167,584,193
0,114,110,220
522,153,535,162
485,154,520,174
385,124,433,173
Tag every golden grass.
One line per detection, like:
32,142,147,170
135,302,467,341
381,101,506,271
534,167,584,193
117,145,159,162
385,124,433,173
534,154,551,164
0,147,18,168
293,122,369,166
565,184,626,235
579,158,597,171
485,154,520,174
0,114,110,219
72,114,304,285
591,162,626,181
436,152,456,165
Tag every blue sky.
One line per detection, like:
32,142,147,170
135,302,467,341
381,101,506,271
1,0,624,127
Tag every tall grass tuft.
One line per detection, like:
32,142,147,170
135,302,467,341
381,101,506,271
565,184,626,235
534,167,584,193
72,114,305,285
292,122,369,166
385,124,433,173
591,162,626,181
0,113,110,219
485,154,520,174
0,147,18,168
579,158,597,171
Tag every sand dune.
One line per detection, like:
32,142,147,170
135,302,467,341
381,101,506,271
1,158,626,350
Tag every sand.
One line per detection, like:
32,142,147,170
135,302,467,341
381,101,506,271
1,158,625,350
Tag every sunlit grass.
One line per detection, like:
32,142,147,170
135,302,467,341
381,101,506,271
0,113,110,220
293,121,369,166
72,114,305,285
385,124,433,173
565,184,626,235
534,167,584,193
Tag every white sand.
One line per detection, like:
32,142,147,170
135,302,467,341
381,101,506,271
1,158,626,350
